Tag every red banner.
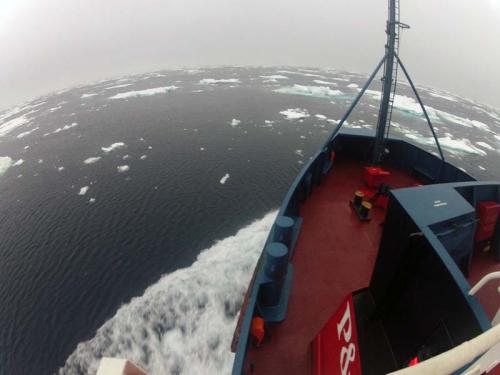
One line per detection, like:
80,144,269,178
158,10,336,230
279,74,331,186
312,294,362,375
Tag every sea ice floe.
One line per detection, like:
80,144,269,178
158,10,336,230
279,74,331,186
0,114,31,137
83,157,102,165
57,166,65,172
109,86,178,99
347,83,359,88
230,119,241,127
102,142,126,153
0,156,13,176
140,155,147,160
295,149,305,157
117,165,130,173
315,114,327,120
478,166,486,171
38,159,43,164
81,93,98,99
260,75,289,82
199,78,241,85
275,85,344,100
280,108,310,120
104,84,133,90
403,132,487,156
476,141,494,151
89,198,96,204
13,159,24,166
277,70,325,78
122,155,130,160
428,91,458,102
219,173,230,184
78,186,89,196
313,80,338,86
16,126,39,138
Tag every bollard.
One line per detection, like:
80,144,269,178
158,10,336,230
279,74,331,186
261,242,289,307
275,216,295,248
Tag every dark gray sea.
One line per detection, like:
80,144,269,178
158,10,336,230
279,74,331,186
1,67,499,374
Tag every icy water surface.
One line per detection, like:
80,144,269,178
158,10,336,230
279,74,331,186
0,67,500,374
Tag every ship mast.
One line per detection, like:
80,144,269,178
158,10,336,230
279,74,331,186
372,0,399,165
325,0,444,165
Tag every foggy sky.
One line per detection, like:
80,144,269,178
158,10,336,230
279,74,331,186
1,0,499,111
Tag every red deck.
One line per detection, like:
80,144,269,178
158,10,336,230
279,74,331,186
246,157,500,374
247,158,420,374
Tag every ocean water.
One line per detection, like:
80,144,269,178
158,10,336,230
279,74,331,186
0,67,499,375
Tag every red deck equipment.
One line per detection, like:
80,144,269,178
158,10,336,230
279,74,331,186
363,167,390,188
475,201,500,242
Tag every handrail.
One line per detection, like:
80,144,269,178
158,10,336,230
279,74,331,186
469,271,500,296
387,324,500,375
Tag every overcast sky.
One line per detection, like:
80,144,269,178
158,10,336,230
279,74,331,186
1,0,499,110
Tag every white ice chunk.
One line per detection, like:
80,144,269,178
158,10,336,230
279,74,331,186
347,83,359,88
0,114,31,137
13,159,24,166
38,159,43,164
275,85,344,99
57,166,65,172
219,173,230,184
0,156,13,175
230,119,241,127
89,198,96,204
78,186,89,196
280,108,310,120
315,114,327,120
81,93,98,99
17,126,39,138
313,80,338,86
53,122,78,134
117,165,129,173
140,155,147,160
109,86,178,99
101,142,126,153
83,157,102,164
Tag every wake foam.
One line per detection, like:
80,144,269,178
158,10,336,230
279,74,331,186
59,211,276,374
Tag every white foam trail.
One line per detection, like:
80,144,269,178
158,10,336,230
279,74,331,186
109,86,178,100
0,156,13,176
81,93,98,99
347,83,359,88
102,142,126,153
59,211,276,374
230,119,241,127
